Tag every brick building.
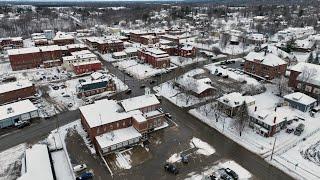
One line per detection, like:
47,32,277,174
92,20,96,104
97,39,124,54
62,51,98,71
53,33,75,46
79,94,165,154
65,44,88,54
138,48,170,68
288,62,320,98
0,37,23,50
139,35,159,45
7,45,63,71
72,60,102,75
76,77,116,97
244,51,287,80
0,80,36,104
129,31,157,44
178,44,196,57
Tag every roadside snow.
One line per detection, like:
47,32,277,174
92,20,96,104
190,137,215,156
221,160,252,179
167,153,181,163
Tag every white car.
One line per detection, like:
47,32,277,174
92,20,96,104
73,164,87,172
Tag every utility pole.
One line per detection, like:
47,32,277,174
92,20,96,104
270,136,277,161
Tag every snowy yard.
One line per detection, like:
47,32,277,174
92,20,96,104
113,59,177,79
170,56,207,67
205,61,260,85
0,143,26,180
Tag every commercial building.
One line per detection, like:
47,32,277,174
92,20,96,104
0,100,38,128
0,37,23,50
138,48,170,68
79,94,165,154
72,60,102,75
76,77,116,97
0,80,36,104
53,32,75,45
62,52,98,71
284,92,317,112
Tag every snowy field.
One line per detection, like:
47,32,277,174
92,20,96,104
0,143,26,180
185,160,252,180
113,59,177,79
205,61,260,85
272,130,320,180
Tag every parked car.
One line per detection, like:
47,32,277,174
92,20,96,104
209,175,218,180
164,163,179,175
225,168,239,180
76,172,93,180
222,75,229,78
79,79,86,83
15,121,30,129
52,86,59,90
165,113,172,119
68,103,73,108
149,80,156,84
220,173,233,180
181,155,189,164
63,94,70,98
73,164,87,172
286,128,294,134
221,65,227,69
140,84,146,88
294,123,305,136
216,72,223,76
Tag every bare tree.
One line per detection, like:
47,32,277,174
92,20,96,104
234,102,249,136
299,66,317,91
273,75,290,97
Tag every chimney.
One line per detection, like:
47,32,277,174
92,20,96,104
254,106,257,112
275,107,277,112
264,49,267,56
273,117,277,123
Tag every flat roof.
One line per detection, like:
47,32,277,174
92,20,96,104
120,94,160,112
0,80,33,94
95,126,142,149
18,144,54,180
0,99,38,120
284,92,316,106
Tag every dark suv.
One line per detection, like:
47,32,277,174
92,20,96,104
164,163,179,175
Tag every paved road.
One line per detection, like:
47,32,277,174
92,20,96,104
0,54,293,179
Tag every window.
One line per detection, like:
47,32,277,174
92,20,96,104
313,88,320,94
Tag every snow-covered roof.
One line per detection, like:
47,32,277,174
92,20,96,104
0,80,33,94
120,94,160,112
218,92,255,108
65,43,87,49
244,51,287,66
18,144,54,180
95,126,142,149
284,92,316,106
53,32,74,41
181,45,194,51
290,62,320,86
0,100,38,121
91,72,105,80
72,60,101,66
7,45,62,56
177,76,215,95
71,50,92,56
250,106,294,126
124,47,138,54
112,51,127,57
79,99,132,128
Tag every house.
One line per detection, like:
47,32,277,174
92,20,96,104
245,33,266,46
97,39,124,54
244,51,287,80
176,76,215,98
76,77,116,97
79,94,165,154
112,51,127,59
217,92,255,117
249,106,294,137
178,44,196,57
0,100,38,128
138,48,170,68
288,62,320,98
72,60,102,75
139,35,159,45
0,80,36,104
7,45,63,70
18,144,54,180
284,92,317,112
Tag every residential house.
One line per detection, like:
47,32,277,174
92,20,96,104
284,92,317,112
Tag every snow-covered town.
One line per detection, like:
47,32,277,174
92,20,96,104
0,1,320,180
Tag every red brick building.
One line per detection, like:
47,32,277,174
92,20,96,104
97,40,124,54
53,33,75,46
288,62,320,98
139,35,160,45
65,44,88,54
72,60,102,75
178,45,196,57
129,31,157,44
77,77,116,98
79,94,165,154
0,37,23,50
244,51,287,80
0,80,36,104
8,45,63,71
138,48,170,68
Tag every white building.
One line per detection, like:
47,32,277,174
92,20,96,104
0,100,38,128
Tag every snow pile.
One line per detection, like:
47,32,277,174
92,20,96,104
167,153,181,163
190,137,215,156
0,143,26,180
221,160,252,179
51,151,74,180
115,151,132,169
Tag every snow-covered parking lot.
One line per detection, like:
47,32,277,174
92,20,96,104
113,59,177,79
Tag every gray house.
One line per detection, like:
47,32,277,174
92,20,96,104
0,100,38,128
284,92,317,112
